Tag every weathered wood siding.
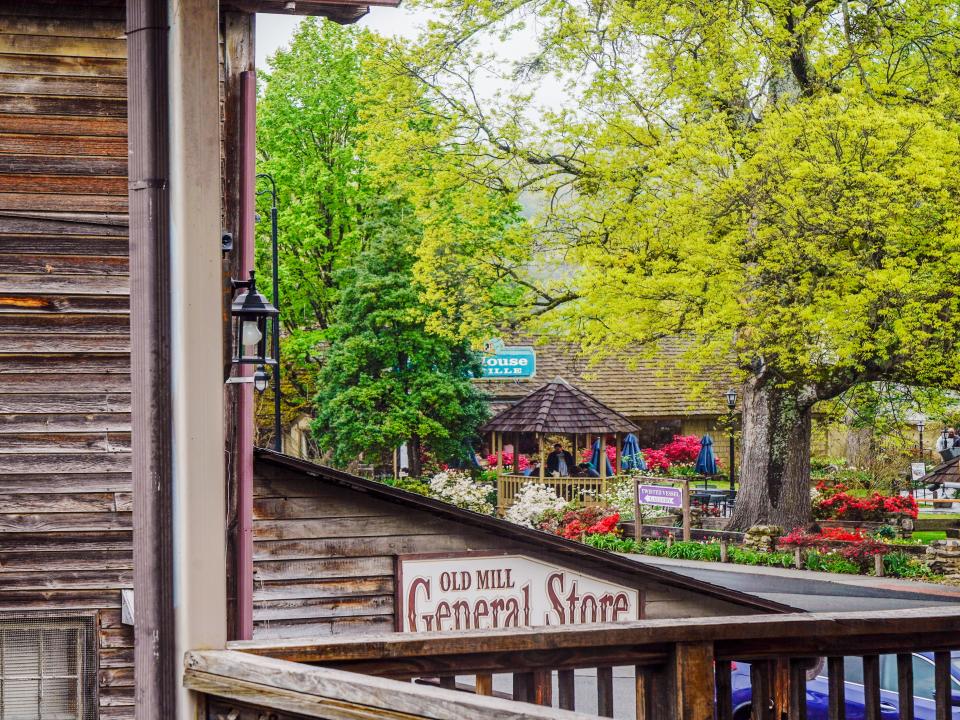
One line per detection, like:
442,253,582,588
252,462,754,641
0,3,132,718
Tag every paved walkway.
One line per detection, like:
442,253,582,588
628,554,960,611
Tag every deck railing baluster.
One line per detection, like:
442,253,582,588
897,653,915,720
558,668,576,711
715,660,733,720
475,672,493,696
597,666,614,718
827,656,845,720
751,660,773,720
862,655,881,720
788,659,808,720
934,651,951,720
513,671,534,703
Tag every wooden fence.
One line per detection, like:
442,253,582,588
194,606,960,720
497,474,611,512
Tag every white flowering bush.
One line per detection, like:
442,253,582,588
504,483,567,528
428,470,494,514
597,474,636,521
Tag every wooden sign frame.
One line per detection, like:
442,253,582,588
633,477,691,542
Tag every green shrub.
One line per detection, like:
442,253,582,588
381,477,431,496
805,551,859,574
883,551,937,579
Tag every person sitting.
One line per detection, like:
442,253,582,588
576,462,600,478
522,460,541,477
546,443,575,477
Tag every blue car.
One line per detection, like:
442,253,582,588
731,652,960,719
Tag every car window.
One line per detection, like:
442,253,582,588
844,657,864,685
877,654,959,700
818,657,864,685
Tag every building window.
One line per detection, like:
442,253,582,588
0,616,96,720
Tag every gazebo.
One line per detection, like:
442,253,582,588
480,378,640,511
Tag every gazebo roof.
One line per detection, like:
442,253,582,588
480,378,640,435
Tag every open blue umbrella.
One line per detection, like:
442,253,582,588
589,437,615,476
695,434,718,476
621,433,647,471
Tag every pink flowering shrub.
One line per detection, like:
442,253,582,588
485,451,530,471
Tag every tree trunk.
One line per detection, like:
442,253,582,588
408,434,422,478
729,375,815,531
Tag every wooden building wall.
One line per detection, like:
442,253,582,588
0,3,133,718
252,460,756,641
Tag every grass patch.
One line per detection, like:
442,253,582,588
912,531,946,543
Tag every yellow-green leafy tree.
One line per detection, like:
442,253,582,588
363,1,960,528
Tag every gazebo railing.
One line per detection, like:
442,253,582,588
497,474,612,513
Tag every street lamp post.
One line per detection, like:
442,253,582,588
257,173,281,452
725,388,737,494
917,419,926,463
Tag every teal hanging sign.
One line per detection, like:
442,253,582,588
480,339,536,379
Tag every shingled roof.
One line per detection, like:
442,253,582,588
480,378,639,434
476,338,734,419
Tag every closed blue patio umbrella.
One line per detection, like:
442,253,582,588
620,433,647,471
589,437,615,477
695,434,718,476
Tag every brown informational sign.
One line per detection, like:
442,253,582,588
397,552,641,632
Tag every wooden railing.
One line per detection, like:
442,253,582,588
185,648,593,719
497,474,612,512
217,607,960,720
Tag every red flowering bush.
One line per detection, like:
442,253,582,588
539,506,621,540
662,435,702,463
485,451,530,471
778,526,887,566
642,448,671,472
813,482,918,521
580,444,617,464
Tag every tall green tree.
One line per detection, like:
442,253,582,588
363,0,960,527
312,199,489,476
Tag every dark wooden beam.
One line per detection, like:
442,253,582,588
126,0,175,719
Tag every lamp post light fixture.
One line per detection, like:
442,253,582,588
230,269,278,382
725,388,737,494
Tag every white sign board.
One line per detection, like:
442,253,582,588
398,553,641,632
911,463,927,482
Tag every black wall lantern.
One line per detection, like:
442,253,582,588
230,269,278,389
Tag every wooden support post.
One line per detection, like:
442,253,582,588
558,669,575,711
438,676,456,690
681,479,691,542
789,659,809,720
827,656,845,720
863,654,881,720
935,651,951,720
532,670,552,707
715,660,734,720
597,665,614,718
514,432,521,474
637,664,672,720
539,433,546,482
615,432,621,475
751,660,773,720
475,673,493,696
496,432,503,477
874,553,884,577
672,642,716,720
634,478,641,541
794,547,803,570
600,434,607,482
897,653,915,720
720,540,729,563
